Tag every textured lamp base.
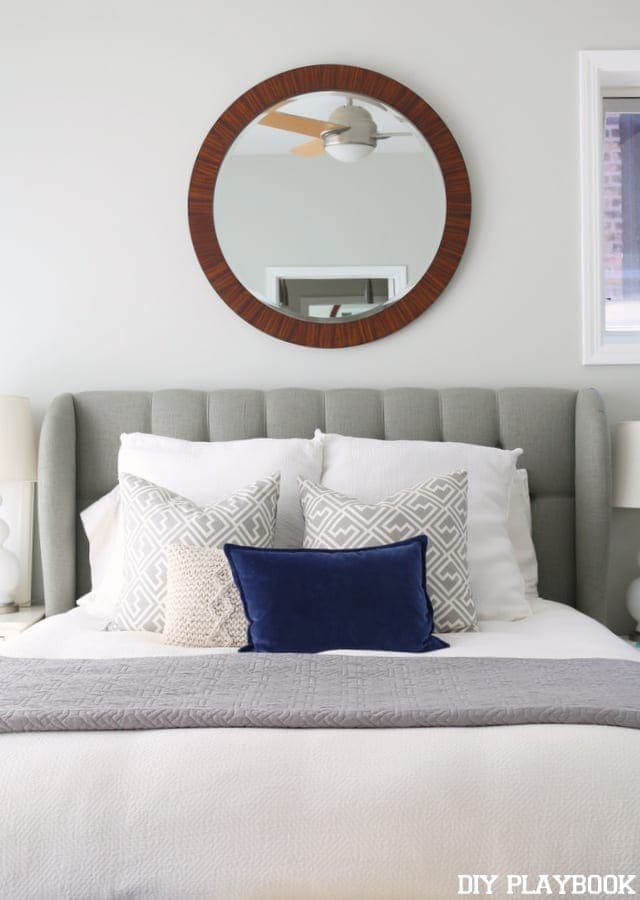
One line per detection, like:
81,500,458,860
0,514,21,613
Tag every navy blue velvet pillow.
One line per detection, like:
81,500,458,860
224,536,448,654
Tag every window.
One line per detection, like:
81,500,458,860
580,52,640,363
602,98,640,335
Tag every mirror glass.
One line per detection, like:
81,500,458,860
213,91,446,322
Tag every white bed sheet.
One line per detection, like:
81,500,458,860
4,596,638,660
2,600,639,900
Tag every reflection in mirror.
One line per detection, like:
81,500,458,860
213,91,446,323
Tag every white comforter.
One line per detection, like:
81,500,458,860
2,601,639,899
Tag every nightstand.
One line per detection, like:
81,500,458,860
0,606,44,643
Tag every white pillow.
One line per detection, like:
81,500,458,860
119,432,322,547
80,485,118,590
79,487,121,617
79,432,323,615
507,469,539,602
317,431,529,621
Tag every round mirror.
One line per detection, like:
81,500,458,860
214,91,446,323
189,66,470,347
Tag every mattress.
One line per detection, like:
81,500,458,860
2,601,639,900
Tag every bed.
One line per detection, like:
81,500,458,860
2,386,639,900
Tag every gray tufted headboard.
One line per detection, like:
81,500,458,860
37,387,611,622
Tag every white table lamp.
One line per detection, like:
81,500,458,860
0,396,37,614
613,420,640,638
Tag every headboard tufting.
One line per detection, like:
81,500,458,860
37,387,611,622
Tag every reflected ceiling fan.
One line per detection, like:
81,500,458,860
258,97,411,163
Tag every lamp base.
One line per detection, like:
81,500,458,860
626,576,640,641
0,597,18,614
0,508,21,614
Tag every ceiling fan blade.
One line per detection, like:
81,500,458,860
259,109,347,139
290,139,325,157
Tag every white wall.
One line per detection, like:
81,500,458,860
3,0,640,629
215,153,445,298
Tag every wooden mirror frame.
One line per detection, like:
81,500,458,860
188,65,471,348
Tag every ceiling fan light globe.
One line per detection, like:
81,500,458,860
324,142,374,163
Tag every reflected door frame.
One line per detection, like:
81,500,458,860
264,265,408,309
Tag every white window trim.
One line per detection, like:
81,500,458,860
580,50,640,365
264,265,408,305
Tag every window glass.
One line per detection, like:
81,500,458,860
603,97,640,337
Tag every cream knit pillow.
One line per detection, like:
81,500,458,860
163,545,247,648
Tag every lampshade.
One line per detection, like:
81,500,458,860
0,396,37,482
324,142,374,163
613,420,640,508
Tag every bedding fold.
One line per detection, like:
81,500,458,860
2,654,640,733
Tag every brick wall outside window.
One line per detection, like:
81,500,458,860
603,113,623,301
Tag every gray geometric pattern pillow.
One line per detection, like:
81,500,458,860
299,472,477,633
163,545,247,648
107,472,279,633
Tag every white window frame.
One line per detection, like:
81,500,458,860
264,265,408,306
580,50,640,364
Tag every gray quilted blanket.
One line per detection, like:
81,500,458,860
1,653,640,733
